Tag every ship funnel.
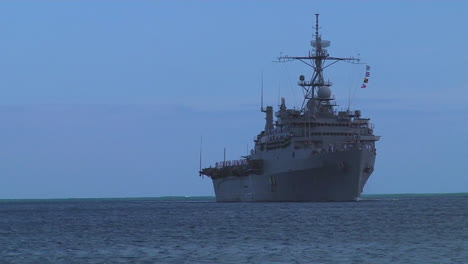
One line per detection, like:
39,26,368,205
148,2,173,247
280,97,286,111
265,106,274,132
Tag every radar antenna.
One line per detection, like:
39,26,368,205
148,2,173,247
276,14,360,111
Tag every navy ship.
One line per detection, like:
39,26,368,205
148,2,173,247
200,14,380,202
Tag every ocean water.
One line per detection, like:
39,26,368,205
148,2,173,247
0,195,466,264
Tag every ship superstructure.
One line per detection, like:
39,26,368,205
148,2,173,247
200,14,380,202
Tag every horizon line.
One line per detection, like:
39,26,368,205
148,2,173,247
0,192,466,202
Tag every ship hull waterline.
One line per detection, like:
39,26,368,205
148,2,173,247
211,148,375,202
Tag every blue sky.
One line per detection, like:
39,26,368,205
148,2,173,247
1,1,467,198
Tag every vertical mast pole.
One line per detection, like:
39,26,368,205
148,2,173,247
199,136,203,176
315,13,319,39
313,13,321,99
261,71,264,112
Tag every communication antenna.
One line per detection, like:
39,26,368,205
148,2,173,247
277,81,281,106
261,70,266,112
347,85,351,111
315,13,319,38
199,136,203,176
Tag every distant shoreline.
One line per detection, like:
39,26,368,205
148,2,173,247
0,193,466,202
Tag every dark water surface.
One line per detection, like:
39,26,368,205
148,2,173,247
0,195,466,263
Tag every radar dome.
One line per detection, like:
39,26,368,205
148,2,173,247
317,86,331,99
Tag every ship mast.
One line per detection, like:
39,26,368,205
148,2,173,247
277,14,360,111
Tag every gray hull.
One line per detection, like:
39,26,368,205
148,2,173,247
212,148,375,202
201,15,380,202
